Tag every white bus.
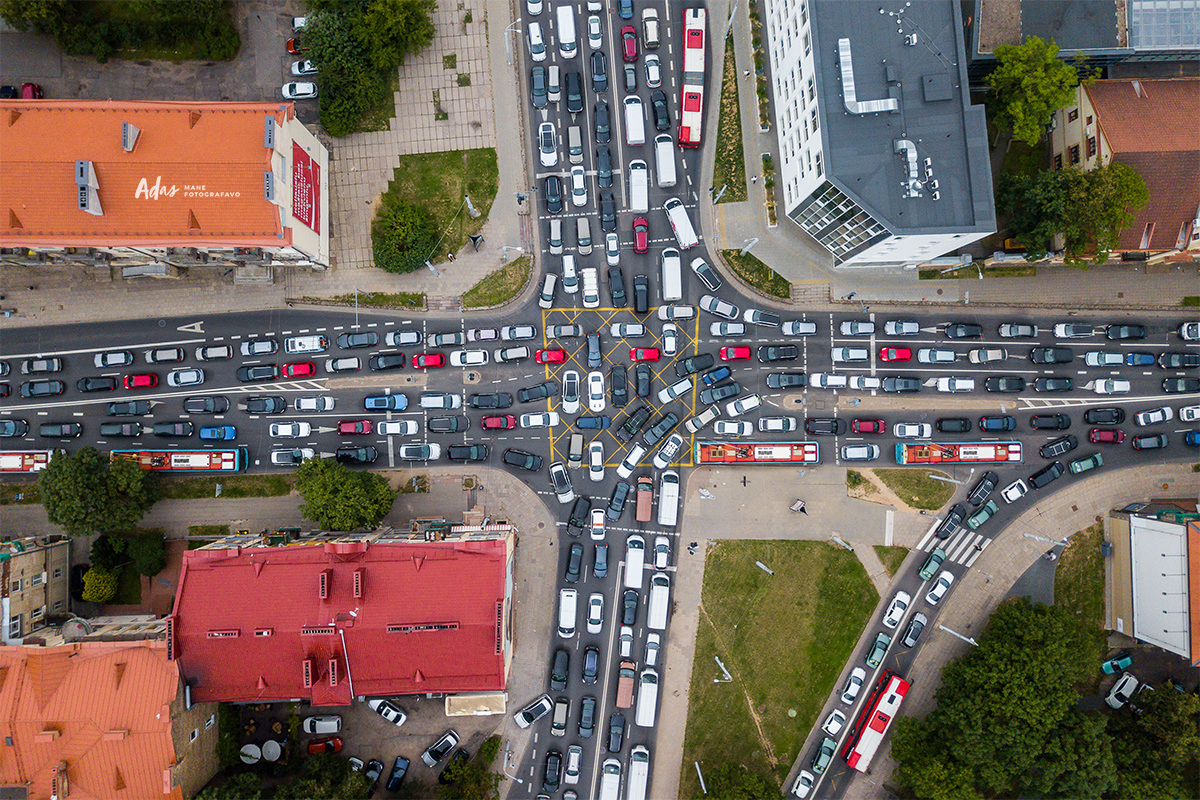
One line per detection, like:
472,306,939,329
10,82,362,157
627,745,651,800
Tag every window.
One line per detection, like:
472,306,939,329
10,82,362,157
31,573,44,587
1086,137,1096,158
1067,109,1079,122
31,606,44,621
52,600,64,612
1054,154,1063,170
206,714,217,729
52,567,63,579
8,615,21,638
802,31,811,55
1068,145,1080,164
1086,115,1092,125
10,579,21,593
190,728,200,743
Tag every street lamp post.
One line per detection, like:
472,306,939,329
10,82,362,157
504,18,523,65
353,288,373,329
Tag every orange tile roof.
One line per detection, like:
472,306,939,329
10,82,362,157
0,640,183,800
0,100,295,248
1086,78,1200,154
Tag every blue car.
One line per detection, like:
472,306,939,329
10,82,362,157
1125,352,1155,366
979,415,1016,432
1186,431,1200,447
199,425,236,441
701,366,732,386
364,394,407,411
576,415,612,429
618,0,633,18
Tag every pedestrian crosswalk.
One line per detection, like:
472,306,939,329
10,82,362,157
914,518,991,569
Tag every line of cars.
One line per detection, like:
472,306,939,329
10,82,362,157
283,16,318,99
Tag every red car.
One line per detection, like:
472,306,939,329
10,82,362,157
287,37,307,54
621,25,639,62
412,352,445,369
482,414,517,430
879,346,912,362
633,217,649,254
307,737,343,755
337,420,372,435
852,418,885,434
21,83,44,99
536,349,566,364
1089,428,1125,444
283,361,316,378
720,346,751,361
123,373,158,389
630,348,660,362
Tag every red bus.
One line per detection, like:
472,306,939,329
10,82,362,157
842,670,910,772
0,450,60,473
694,441,819,464
894,441,1023,465
678,8,706,147
112,447,249,473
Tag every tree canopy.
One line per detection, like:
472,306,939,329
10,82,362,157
372,193,440,273
295,457,397,531
986,36,1083,146
38,447,158,536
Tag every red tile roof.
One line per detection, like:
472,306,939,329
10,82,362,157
0,641,183,800
0,100,294,248
170,539,509,705
1112,151,1200,251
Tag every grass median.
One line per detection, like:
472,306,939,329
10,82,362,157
873,469,954,510
721,249,790,299
679,540,878,796
1054,522,1107,692
462,256,532,309
712,35,748,203
156,474,294,501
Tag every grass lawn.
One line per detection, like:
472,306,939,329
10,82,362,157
874,545,910,578
873,469,954,510
721,249,790,299
1000,137,1047,180
712,35,748,203
919,263,1038,280
679,541,878,796
157,474,294,500
188,525,230,542
321,291,425,309
462,256,532,309
0,482,41,505
113,563,142,604
387,148,499,262
1054,523,1107,692
1182,296,1199,307
359,70,401,133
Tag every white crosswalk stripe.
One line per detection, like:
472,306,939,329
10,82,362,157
914,517,993,567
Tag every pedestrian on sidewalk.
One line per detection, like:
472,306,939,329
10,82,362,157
743,70,751,77
751,175,758,184
447,251,456,262
795,500,807,515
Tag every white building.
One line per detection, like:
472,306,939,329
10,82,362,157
765,0,995,268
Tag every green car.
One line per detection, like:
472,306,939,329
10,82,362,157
966,500,999,530
865,632,892,668
1069,452,1104,474
811,736,837,774
919,548,946,580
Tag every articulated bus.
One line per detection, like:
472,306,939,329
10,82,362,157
112,446,250,473
695,441,819,464
894,441,1022,465
842,670,911,772
677,8,706,147
0,450,60,473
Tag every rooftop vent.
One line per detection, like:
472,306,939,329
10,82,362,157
838,39,899,115
75,161,103,217
893,139,923,198
121,122,141,152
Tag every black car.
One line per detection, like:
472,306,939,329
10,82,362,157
1157,352,1200,369
517,381,558,403
531,65,547,108
540,748,562,792
1085,407,1125,425
369,354,406,371
621,589,638,625
805,418,846,436
758,345,798,363
700,383,740,405
447,443,489,461
767,373,806,389
944,322,983,339
182,396,230,415
607,712,626,753
980,415,1017,431
428,416,468,433
565,70,583,113
599,191,617,231
544,175,563,213
99,422,142,437
1031,414,1071,430
386,757,410,793
502,448,543,471
1033,377,1073,392
650,89,670,131
967,471,998,506
439,750,470,785
596,145,613,187
39,422,82,438
1029,461,1065,488
0,419,28,437
550,649,569,691
623,62,636,92
937,417,972,433
20,380,65,398
336,446,378,464
244,396,287,414
0,382,9,398
338,332,378,349
1106,324,1146,340
610,365,628,407
633,274,649,313
594,543,608,577
567,497,591,537
581,645,600,684
1039,435,1078,459
594,100,610,143
608,481,632,521
1132,433,1168,450
236,364,280,382
76,376,117,392
577,415,612,429
635,363,651,398
579,695,597,738
643,412,679,446
152,421,194,437
617,406,651,441
882,376,921,393
108,400,151,416
1029,347,1074,364
469,392,513,409
675,353,716,377
590,50,608,92
608,266,627,307
1163,377,1200,394
564,542,584,583
587,332,603,368
984,376,1026,393
935,504,966,538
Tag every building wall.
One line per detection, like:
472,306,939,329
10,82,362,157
2,537,71,640
1049,86,1107,173
765,0,824,216
168,680,221,800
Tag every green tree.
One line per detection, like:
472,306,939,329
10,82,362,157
196,772,263,800
372,193,439,273
890,718,982,800
90,534,128,572
355,0,437,72
275,752,370,799
39,447,158,536
126,529,168,577
295,458,397,531
986,36,1082,146
81,567,118,604
1026,708,1115,799
1110,684,1200,799
439,735,504,800
696,764,783,799
997,169,1068,261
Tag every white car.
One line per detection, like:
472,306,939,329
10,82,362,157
792,770,815,799
619,625,634,658
968,348,1007,364
644,54,662,87
271,447,314,466
586,592,604,634
700,294,739,320
809,373,848,389
849,375,881,390
782,320,818,336
378,420,418,436
821,709,846,737
291,59,317,76
270,421,312,438
520,411,560,428
714,420,753,436
1181,322,1200,340
644,632,660,666
449,349,489,367
526,0,543,14
494,346,531,363
588,441,605,482
882,591,910,628
570,165,588,207
758,416,798,432
366,698,407,728
725,394,762,417
884,320,919,336
840,667,867,704
94,350,134,368
241,339,279,356
1093,379,1131,395
653,535,670,569
399,443,441,460
605,233,620,266
387,329,423,346
528,21,546,61
685,405,721,433
1180,405,1200,423
500,325,538,341
1134,406,1173,426
562,370,582,415
564,744,583,785
295,395,334,412
925,570,954,605
1001,479,1028,504
1084,351,1123,367
466,327,500,342
893,422,932,439
657,376,693,404
840,320,874,336
586,371,606,413
590,507,606,540
167,368,204,387
514,694,553,729
1105,672,1139,709
587,14,603,48
282,81,317,99
658,305,695,321
936,376,975,393
917,348,956,364
710,322,747,337
610,323,645,338
653,433,684,469
662,323,679,356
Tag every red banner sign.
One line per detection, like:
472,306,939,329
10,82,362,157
292,143,320,233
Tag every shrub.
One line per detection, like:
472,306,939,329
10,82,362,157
372,194,439,273
90,534,128,572
127,530,168,577
81,568,118,604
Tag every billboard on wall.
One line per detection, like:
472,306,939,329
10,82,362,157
292,143,321,233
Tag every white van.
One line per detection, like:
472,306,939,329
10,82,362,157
627,746,650,800
634,668,659,728
628,159,649,213
657,470,679,528
647,573,670,631
581,267,600,309
562,254,578,293
548,218,563,255
599,759,622,800
663,198,699,249
556,4,578,58
653,134,677,187
284,335,329,354
528,21,547,62
624,534,646,589
623,96,646,146
659,247,682,302
558,588,578,638
547,65,561,102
